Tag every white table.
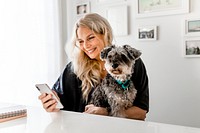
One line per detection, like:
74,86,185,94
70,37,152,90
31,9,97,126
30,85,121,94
0,106,200,133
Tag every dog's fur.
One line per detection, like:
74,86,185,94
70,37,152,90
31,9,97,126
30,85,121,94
90,45,141,117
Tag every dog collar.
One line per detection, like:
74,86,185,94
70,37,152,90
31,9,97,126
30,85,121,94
116,80,130,90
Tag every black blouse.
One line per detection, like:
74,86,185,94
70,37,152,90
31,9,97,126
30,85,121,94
52,58,149,113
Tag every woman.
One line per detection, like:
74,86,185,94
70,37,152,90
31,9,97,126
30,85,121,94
39,13,149,120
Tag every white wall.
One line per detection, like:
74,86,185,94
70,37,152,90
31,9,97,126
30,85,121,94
66,0,200,128
0,0,63,107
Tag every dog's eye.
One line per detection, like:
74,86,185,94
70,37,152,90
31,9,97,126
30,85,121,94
121,54,128,61
108,55,112,59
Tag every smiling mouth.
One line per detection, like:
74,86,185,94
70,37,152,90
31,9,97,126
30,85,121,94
87,48,96,54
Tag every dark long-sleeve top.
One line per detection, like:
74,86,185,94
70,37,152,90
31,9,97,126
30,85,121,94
52,58,149,113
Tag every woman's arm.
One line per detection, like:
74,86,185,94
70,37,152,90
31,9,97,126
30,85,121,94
125,106,147,120
84,104,147,120
122,58,149,120
131,58,149,119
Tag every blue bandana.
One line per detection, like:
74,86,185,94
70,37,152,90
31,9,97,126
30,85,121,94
116,80,130,90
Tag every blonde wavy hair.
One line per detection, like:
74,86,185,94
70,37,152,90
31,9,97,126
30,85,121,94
66,13,113,101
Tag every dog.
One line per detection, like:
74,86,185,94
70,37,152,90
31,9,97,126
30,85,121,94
90,44,142,118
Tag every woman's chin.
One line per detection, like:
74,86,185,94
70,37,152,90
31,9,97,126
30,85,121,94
87,54,100,60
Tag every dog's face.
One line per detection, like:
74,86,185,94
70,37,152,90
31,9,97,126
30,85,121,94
101,45,141,81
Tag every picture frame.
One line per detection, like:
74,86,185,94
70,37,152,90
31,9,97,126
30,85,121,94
183,38,200,58
137,26,157,41
184,18,200,36
97,0,126,4
106,5,128,36
76,2,90,16
136,0,189,18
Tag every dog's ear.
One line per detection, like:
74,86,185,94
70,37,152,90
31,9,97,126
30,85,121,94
123,45,142,60
100,45,115,60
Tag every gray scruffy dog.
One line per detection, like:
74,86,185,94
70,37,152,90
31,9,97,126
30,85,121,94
90,44,142,118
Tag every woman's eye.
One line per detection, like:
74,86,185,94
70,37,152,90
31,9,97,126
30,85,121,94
79,41,83,44
76,40,83,47
88,36,95,41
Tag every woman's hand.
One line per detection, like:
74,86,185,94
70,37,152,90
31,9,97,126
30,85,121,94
38,91,60,112
84,104,108,116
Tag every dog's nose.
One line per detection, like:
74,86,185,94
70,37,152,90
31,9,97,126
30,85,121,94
112,64,118,69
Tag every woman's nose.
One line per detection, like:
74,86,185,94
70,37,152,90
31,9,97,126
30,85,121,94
83,41,90,48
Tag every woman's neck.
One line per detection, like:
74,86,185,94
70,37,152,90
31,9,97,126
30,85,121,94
100,61,107,79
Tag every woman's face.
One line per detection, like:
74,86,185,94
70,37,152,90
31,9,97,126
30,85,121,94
76,26,105,60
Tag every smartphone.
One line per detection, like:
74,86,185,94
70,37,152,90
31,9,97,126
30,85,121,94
35,84,64,109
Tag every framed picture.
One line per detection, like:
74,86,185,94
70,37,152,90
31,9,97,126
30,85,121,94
137,26,157,41
76,2,90,16
183,38,200,57
184,18,200,36
136,0,189,18
106,5,128,36
97,0,126,4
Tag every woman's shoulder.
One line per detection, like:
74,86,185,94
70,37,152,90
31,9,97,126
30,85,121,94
65,61,73,69
63,62,74,73
59,62,77,80
134,58,145,69
132,57,148,77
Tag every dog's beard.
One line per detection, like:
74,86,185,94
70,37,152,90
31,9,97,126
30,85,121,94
105,63,132,82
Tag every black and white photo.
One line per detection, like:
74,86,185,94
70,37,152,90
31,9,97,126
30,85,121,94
184,39,200,57
76,2,90,16
138,26,157,41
